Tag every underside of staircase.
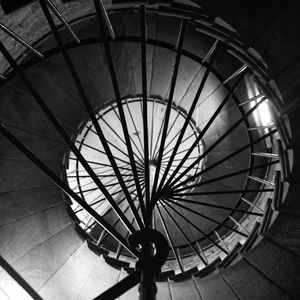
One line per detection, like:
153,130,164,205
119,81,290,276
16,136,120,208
0,1,300,299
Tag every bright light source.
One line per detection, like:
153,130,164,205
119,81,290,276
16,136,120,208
257,99,273,126
245,76,273,127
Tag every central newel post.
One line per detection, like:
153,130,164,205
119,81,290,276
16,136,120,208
128,229,169,300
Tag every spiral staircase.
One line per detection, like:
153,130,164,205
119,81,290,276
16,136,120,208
0,0,300,299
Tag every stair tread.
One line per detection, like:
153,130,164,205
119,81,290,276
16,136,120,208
220,258,289,300
194,272,239,300
169,278,201,300
11,224,84,291
39,242,99,299
76,256,121,300
244,238,300,299
0,205,71,263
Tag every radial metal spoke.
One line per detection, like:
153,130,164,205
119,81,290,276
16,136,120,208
169,196,263,216
0,255,43,300
165,69,248,188
0,23,44,58
75,182,137,213
249,175,275,186
73,159,133,171
229,216,250,235
240,197,264,212
110,106,146,163
169,91,266,188
94,0,115,40
0,123,138,256
124,99,145,153
93,182,145,232
89,126,144,167
151,20,187,204
174,160,279,192
161,199,229,254
74,187,98,194
140,5,151,223
94,1,147,224
171,129,278,192
238,94,264,106
156,205,184,272
161,129,196,158
44,0,80,43
77,141,132,166
162,143,196,161
252,152,278,158
40,0,145,229
95,115,144,165
159,202,208,265
165,198,248,237
157,41,218,193
214,230,229,252
95,203,133,247
150,99,156,157
173,188,273,196
151,106,167,160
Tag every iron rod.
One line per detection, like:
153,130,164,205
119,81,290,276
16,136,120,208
0,22,44,58
165,199,248,237
95,0,116,40
170,129,277,191
151,20,187,204
156,205,184,272
0,255,43,300
161,199,229,254
157,44,218,193
168,196,263,216
165,69,248,188
44,0,80,43
174,160,279,191
170,91,265,187
173,188,274,196
159,202,208,265
141,5,151,224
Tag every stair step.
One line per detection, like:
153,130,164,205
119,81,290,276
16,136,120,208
124,266,135,274
76,256,121,300
75,223,95,242
259,198,273,234
220,258,290,300
217,242,242,269
239,222,261,253
39,242,99,299
263,213,300,258
193,257,221,278
0,160,60,194
157,281,172,300
157,270,175,282
87,240,110,256
193,272,239,300
0,205,71,263
11,224,84,291
169,278,201,300
244,238,300,299
103,255,130,270
0,185,63,226
169,266,198,282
